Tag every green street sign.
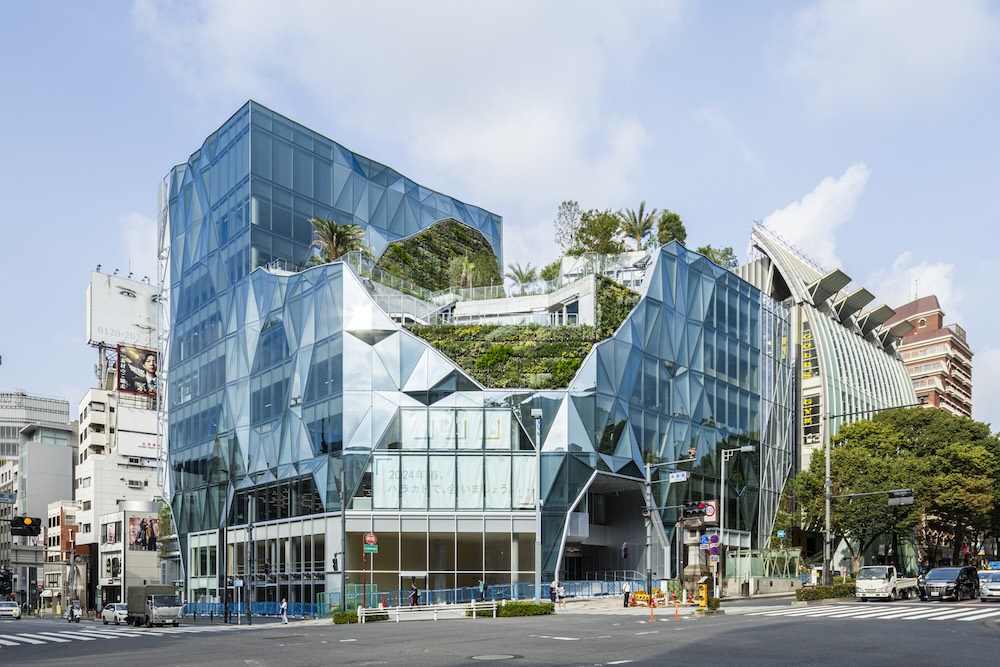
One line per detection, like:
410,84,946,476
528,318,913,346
363,544,378,554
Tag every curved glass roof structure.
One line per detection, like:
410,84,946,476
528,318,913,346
741,225,917,468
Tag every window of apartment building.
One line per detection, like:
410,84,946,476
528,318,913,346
126,479,147,489
82,500,91,511
82,523,91,533
91,402,106,412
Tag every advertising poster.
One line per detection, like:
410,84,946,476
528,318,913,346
128,516,159,552
117,345,159,397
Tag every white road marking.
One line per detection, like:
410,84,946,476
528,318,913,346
17,632,72,643
957,609,1000,621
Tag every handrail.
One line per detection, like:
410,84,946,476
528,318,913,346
358,601,497,623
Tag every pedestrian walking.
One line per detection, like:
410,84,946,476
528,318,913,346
557,582,567,611
623,580,631,607
280,597,288,624
550,579,558,603
410,584,419,607
478,578,486,602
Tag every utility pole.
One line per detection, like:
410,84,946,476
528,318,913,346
644,455,695,594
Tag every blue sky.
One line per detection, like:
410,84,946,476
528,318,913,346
2,0,998,430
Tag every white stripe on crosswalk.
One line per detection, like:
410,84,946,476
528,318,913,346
17,632,72,643
0,623,251,649
41,631,100,641
957,609,1000,621
80,628,144,637
734,603,1000,623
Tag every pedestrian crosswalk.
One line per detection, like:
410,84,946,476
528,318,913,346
726,603,1000,623
0,623,245,649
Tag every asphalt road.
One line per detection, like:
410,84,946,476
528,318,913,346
4,598,1000,666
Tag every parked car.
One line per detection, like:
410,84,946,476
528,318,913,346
101,602,129,625
918,566,980,601
0,600,21,619
979,571,1000,602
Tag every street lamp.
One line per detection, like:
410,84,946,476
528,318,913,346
718,444,755,599
531,408,543,602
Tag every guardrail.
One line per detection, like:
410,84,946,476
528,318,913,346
359,601,497,623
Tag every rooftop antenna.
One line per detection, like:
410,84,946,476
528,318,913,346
913,277,920,301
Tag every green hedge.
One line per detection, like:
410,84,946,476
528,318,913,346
795,583,855,601
466,601,555,618
332,610,389,624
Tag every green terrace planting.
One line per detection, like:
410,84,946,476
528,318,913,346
405,277,639,390
376,219,502,291
406,323,599,389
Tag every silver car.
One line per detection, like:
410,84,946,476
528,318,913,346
979,571,1000,602
0,600,22,619
101,602,128,624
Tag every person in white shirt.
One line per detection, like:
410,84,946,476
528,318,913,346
623,580,631,607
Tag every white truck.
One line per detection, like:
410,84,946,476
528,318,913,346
855,565,918,601
126,584,183,627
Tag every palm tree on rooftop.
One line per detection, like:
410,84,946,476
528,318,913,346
618,201,659,251
307,216,366,264
505,262,538,296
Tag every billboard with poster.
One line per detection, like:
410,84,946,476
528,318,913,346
117,345,158,397
86,271,159,348
128,516,159,552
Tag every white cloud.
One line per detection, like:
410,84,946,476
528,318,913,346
761,163,869,270
866,252,961,315
131,0,685,265
777,0,1000,113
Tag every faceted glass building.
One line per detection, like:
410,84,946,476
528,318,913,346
161,101,795,608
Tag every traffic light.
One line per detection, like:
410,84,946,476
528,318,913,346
682,501,707,518
331,556,339,571
621,542,628,560
887,488,914,506
0,569,11,595
11,516,42,536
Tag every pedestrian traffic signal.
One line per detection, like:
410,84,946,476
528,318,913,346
682,501,707,518
622,542,628,560
11,516,42,536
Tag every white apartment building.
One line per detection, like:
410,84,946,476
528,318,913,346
74,387,162,610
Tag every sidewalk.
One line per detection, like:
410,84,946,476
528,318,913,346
558,595,700,616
